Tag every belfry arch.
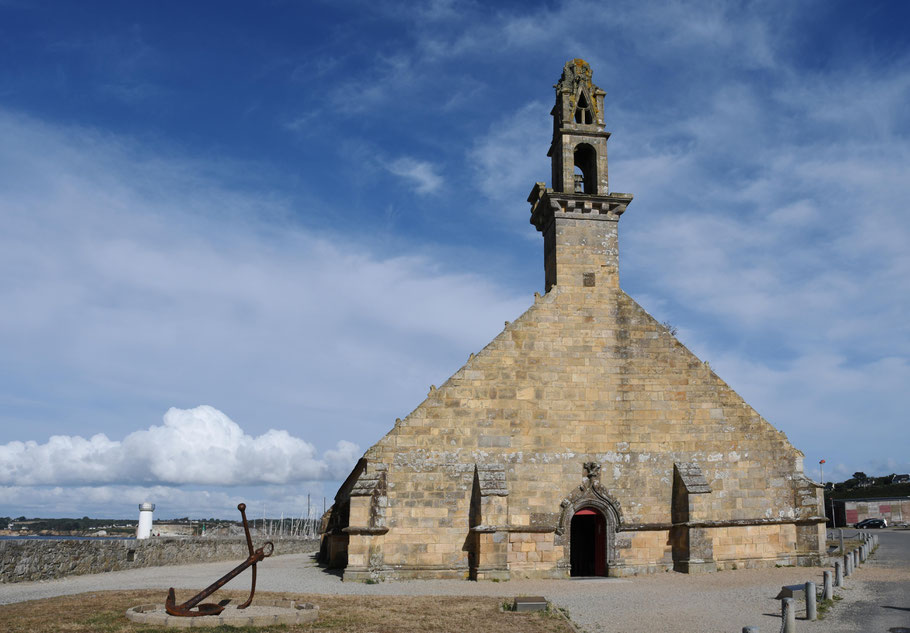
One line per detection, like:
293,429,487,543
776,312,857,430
573,143,598,194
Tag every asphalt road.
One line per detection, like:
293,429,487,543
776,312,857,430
826,528,910,633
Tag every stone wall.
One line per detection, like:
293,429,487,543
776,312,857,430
843,498,910,525
0,537,318,583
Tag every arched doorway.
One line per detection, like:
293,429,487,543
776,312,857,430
570,507,607,576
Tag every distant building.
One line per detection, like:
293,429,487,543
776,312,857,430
891,474,909,485
830,497,910,526
136,502,155,539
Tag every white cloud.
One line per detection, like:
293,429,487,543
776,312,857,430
0,406,359,486
469,101,550,213
622,92,910,344
0,107,528,462
697,347,910,480
385,156,443,194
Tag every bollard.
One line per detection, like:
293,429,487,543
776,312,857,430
742,627,759,633
781,597,796,633
860,544,866,563
834,560,843,587
853,548,859,568
839,528,844,553
805,581,817,621
844,552,852,576
823,570,833,599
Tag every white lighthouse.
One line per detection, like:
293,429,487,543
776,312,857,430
137,502,155,539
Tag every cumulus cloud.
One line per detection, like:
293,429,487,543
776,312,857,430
0,406,360,487
385,157,443,194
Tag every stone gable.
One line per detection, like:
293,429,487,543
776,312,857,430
321,59,825,581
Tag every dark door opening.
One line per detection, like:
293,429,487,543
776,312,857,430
570,507,606,576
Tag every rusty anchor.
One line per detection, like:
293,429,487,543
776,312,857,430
165,503,274,616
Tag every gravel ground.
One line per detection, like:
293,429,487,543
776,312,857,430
2,535,907,633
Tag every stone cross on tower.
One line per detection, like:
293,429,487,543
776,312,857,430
528,59,633,293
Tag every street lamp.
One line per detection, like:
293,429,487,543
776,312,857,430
819,459,832,527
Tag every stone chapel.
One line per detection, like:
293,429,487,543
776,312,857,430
322,59,826,580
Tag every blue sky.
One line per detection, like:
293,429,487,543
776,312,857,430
1,0,908,519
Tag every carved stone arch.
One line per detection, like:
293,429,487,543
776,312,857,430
556,479,622,537
555,477,622,573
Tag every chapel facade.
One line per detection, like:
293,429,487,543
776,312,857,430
322,59,826,580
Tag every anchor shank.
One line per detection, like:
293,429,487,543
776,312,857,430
239,503,255,556
174,549,265,612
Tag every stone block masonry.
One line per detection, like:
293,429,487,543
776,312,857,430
0,537,318,583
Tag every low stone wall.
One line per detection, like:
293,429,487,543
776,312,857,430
0,537,318,583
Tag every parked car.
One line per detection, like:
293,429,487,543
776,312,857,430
854,518,887,528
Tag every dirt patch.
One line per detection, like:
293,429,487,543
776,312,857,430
0,589,573,633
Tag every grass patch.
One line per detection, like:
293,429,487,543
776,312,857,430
826,538,862,556
816,594,843,620
0,589,573,633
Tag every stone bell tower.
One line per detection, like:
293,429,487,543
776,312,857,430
528,59,633,293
